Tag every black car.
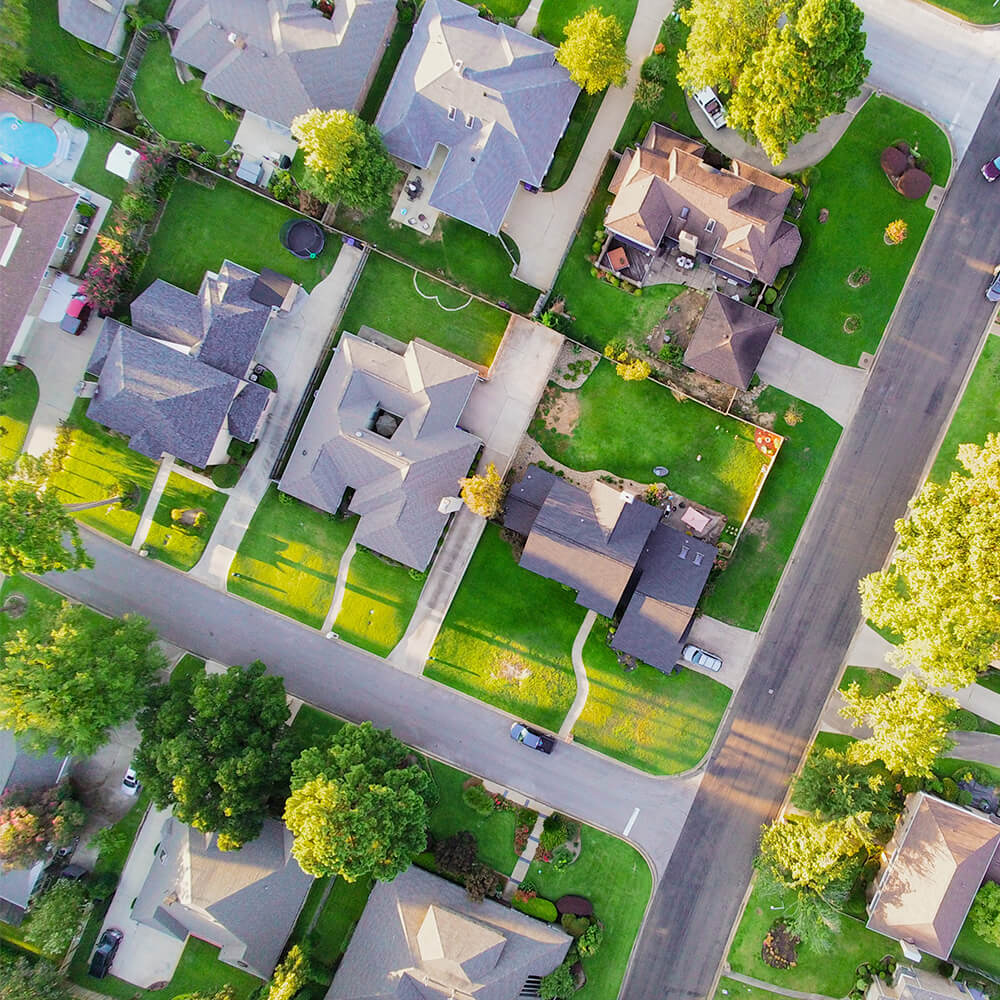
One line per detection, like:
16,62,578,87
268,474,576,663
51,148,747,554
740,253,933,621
89,927,123,979
510,722,555,754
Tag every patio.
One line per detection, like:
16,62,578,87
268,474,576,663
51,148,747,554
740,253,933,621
389,144,447,234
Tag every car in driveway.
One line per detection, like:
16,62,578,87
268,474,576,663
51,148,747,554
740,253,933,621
89,927,123,979
60,293,92,335
510,722,555,754
121,766,140,796
982,156,1000,182
682,644,723,672
989,266,1000,303
692,87,727,129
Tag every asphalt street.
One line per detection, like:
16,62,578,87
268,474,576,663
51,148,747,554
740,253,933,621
622,82,1000,1000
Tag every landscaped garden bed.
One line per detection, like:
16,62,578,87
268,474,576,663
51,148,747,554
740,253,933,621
142,472,228,572
0,365,39,461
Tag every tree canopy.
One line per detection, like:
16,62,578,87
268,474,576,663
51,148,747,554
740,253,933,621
758,814,870,892
0,784,85,871
23,881,88,958
970,882,1000,947
284,721,436,881
860,436,1000,690
556,7,630,95
791,746,897,831
0,958,72,1000
459,464,505,519
0,0,28,86
1,603,163,757
291,109,399,212
135,661,292,851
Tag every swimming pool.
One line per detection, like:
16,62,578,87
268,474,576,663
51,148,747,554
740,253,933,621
0,114,59,168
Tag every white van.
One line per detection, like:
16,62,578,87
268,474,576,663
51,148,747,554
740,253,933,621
693,87,727,130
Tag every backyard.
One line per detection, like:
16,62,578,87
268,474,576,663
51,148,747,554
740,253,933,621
0,365,39,461
574,630,732,774
779,96,951,365
529,361,774,525
142,472,228,571
426,524,585,733
701,388,842,630
47,397,160,546
338,253,510,366
73,124,138,204
228,486,358,628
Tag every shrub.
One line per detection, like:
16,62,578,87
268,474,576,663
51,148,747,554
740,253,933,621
211,463,240,488
539,961,577,999
589,266,598,277
133,122,156,140
592,241,602,254
24,881,88,958
197,151,218,169
763,288,777,305
540,813,569,852
617,358,652,381
658,343,683,364
958,789,974,807
109,102,138,130
396,0,416,22
178,142,199,159
560,912,590,937
577,921,603,957
949,708,979,732
227,438,256,463
269,169,297,203
884,219,908,244
512,895,558,922
464,863,499,903
640,53,673,84
940,777,959,803
120,191,157,223
552,844,574,870
462,783,496,817
277,490,296,505
515,806,538,828
76,201,97,219
86,872,118,902
434,831,479,877
634,78,664,112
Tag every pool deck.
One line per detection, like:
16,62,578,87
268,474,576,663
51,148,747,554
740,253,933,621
0,90,89,186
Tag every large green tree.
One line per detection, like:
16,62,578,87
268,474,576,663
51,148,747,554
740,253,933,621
23,881,88,958
838,673,956,778
0,0,28,86
970,882,1000,947
136,662,292,851
0,958,72,1000
1,603,163,757
291,109,398,212
284,721,436,882
758,814,870,892
791,746,897,830
0,455,91,576
861,436,1000,690
0,785,85,871
556,7,630,95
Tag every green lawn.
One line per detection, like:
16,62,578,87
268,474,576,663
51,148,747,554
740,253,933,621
311,876,374,969
289,704,345,755
715,978,790,1000
574,630,731,774
543,89,604,191
143,473,228,571
530,361,772,525
728,876,900,996
551,161,684,349
0,576,68,644
339,253,509,366
0,366,39,461
426,524,584,733
332,547,424,658
47,397,160,545
170,653,206,686
25,0,121,115
931,334,1000,483
132,32,237,152
525,825,651,1000
954,917,1000,980
333,211,537,313
701,388,842,630
458,0,529,20
934,757,1000,787
136,177,333,294
74,125,138,204
228,486,358,628
921,0,1000,23
536,0,637,44
359,19,414,123
780,96,952,365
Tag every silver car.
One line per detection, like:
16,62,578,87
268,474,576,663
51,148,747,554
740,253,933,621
682,644,723,672
988,268,1000,303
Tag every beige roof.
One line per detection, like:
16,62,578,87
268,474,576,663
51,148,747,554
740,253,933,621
684,293,778,389
867,792,1000,959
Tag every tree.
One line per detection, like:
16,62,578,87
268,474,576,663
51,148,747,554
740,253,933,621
266,944,313,1000
577,921,603,957
0,455,91,576
970,882,1000,946
861,436,1000,689
24,881,88,958
0,785,85,871
791,746,897,830
616,358,652,381
433,831,479,878
556,7,630,95
283,721,436,882
136,662,292,851
464,863,499,903
758,814,870,892
839,673,956,778
0,958,72,1000
1,603,162,757
884,218,908,244
459,464,505,519
291,109,398,212
0,0,28,85
539,961,577,1000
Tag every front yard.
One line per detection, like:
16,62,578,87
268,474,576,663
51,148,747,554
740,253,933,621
0,575,69,643
0,365,39,461
426,524,585,733
142,472,228,571
574,630,731,774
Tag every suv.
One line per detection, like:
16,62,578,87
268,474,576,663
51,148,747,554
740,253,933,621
60,293,91,335
510,722,555,754
682,644,723,672
121,767,140,796
692,87,727,129
89,928,123,979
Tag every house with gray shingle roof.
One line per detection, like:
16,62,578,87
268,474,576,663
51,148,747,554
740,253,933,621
58,0,131,55
684,293,779,390
132,814,312,980
327,864,571,1000
165,0,397,129
278,329,481,571
375,0,579,235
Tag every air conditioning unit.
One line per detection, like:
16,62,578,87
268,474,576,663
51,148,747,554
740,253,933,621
621,491,635,503
248,373,258,382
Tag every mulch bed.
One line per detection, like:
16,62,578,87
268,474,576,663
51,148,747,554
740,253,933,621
762,921,800,969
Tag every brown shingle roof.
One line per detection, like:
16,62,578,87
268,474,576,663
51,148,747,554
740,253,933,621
684,293,778,389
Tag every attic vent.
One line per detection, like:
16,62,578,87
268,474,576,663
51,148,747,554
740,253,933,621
227,31,237,42
678,545,689,560
454,59,463,71
679,206,690,220
693,552,704,566
705,218,716,234
621,491,635,503
465,114,475,129
447,106,456,121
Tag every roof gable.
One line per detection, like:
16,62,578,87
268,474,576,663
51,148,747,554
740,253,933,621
684,293,778,389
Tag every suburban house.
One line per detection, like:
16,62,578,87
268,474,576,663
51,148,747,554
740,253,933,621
279,328,481,571
683,293,779,390
375,0,579,235
504,466,717,673
866,792,1000,960
84,260,286,467
0,730,71,926
58,0,132,55
0,161,78,364
600,123,801,287
326,864,571,1000
165,0,397,129
132,815,312,980
867,965,984,1000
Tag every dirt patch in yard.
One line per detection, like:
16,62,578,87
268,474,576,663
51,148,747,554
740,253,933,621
493,658,532,683
646,289,709,353
740,518,770,544
537,385,579,435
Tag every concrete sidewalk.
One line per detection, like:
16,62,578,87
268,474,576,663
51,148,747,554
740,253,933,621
131,456,174,551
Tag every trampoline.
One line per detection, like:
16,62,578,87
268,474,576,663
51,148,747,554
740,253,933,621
0,114,58,168
280,218,325,260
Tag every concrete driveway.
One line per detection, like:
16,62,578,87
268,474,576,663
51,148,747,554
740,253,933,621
684,615,759,693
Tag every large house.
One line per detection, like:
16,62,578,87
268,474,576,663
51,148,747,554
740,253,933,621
165,0,397,129
279,329,481,571
133,815,312,980
600,123,801,287
85,261,288,467
375,0,579,235
867,965,983,1000
58,0,132,55
326,864,571,1000
504,466,717,673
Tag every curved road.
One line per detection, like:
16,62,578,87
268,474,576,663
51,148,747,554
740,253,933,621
622,82,1000,999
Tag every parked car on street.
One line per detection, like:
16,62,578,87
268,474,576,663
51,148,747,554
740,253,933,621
121,766,140,796
682,644,723,672
60,293,91,335
988,270,1000,303
510,722,555,754
982,155,1000,182
692,87,727,129
89,928,123,979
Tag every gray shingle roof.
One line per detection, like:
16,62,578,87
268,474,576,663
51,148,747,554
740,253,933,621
228,381,270,441
684,293,778,390
375,0,579,234
279,331,481,571
167,0,397,127
58,0,129,54
134,815,312,979
327,864,570,1000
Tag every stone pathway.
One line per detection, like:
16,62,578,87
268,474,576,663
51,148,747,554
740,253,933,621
322,540,358,635
502,811,549,901
131,456,174,551
559,610,596,739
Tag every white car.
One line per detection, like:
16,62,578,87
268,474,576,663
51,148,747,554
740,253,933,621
682,644,723,672
121,767,140,796
692,87,727,129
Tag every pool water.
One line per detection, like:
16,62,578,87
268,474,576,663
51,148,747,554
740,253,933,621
0,114,58,168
